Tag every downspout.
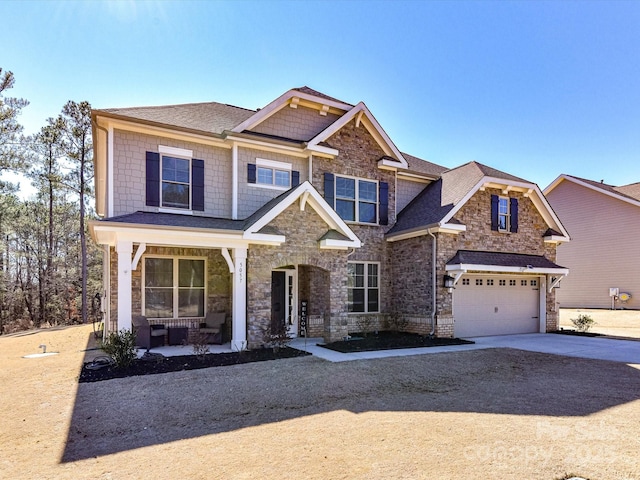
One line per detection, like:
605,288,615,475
428,230,437,337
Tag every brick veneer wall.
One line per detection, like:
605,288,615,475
247,203,349,347
436,187,559,332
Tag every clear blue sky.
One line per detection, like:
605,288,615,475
2,0,639,190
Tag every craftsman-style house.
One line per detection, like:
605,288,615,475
90,87,570,350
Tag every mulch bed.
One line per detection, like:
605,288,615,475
550,329,602,337
79,347,310,383
319,331,474,353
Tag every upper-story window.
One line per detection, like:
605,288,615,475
335,176,378,224
146,146,205,213
498,197,510,231
324,173,389,226
162,155,191,209
248,158,299,190
491,194,518,233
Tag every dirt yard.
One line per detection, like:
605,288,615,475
2,324,640,480
560,308,640,339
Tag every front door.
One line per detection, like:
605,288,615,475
271,269,298,337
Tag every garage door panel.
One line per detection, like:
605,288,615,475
454,275,539,337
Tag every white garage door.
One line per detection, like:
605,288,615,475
454,275,540,337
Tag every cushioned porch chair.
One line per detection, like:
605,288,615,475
200,312,226,344
132,315,168,350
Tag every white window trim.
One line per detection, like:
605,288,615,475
256,158,292,171
498,196,510,232
347,261,380,314
334,174,379,225
142,255,207,319
158,145,193,211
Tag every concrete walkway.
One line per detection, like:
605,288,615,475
290,333,640,364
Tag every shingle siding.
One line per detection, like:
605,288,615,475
250,105,341,141
546,180,640,309
397,178,427,212
112,129,232,218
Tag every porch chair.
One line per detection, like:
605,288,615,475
132,315,168,350
200,312,226,344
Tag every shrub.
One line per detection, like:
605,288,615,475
100,329,137,368
355,315,375,337
191,332,210,361
571,314,595,333
262,322,292,352
386,312,409,333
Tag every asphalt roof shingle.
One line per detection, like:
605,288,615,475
447,250,566,269
97,102,255,135
389,161,534,235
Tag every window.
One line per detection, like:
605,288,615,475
144,257,205,318
487,279,494,286
475,279,483,286
498,197,510,231
252,158,292,189
491,194,518,233
162,155,191,209
347,262,379,313
146,147,204,212
509,279,516,286
462,278,470,286
531,279,538,287
521,280,528,286
499,279,506,286
335,176,377,224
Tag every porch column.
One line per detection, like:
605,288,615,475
231,247,247,351
116,240,133,332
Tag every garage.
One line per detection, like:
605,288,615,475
453,275,540,337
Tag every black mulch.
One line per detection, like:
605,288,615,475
79,347,311,383
550,329,602,337
318,331,474,353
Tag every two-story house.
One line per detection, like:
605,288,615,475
89,87,570,350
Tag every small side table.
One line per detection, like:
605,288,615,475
168,326,189,346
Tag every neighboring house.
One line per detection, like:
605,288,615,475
89,87,570,349
545,174,640,309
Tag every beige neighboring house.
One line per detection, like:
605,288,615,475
545,174,640,309
89,86,570,349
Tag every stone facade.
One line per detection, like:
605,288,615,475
246,203,349,348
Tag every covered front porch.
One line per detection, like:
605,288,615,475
90,213,251,351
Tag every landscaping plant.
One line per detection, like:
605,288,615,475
571,314,595,333
100,329,137,368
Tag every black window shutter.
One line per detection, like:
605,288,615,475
379,181,389,225
247,163,256,183
146,151,160,207
490,194,499,231
324,173,335,207
291,170,300,187
192,159,205,211
510,197,518,233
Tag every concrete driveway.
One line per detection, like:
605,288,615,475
294,333,640,364
470,333,640,364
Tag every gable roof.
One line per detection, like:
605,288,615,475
388,161,569,241
95,102,255,136
545,174,640,209
399,152,448,179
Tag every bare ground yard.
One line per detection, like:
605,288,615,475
2,324,640,479
560,308,640,339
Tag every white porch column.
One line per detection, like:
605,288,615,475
231,247,247,351
116,240,133,332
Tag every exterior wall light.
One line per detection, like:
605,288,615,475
443,274,455,289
